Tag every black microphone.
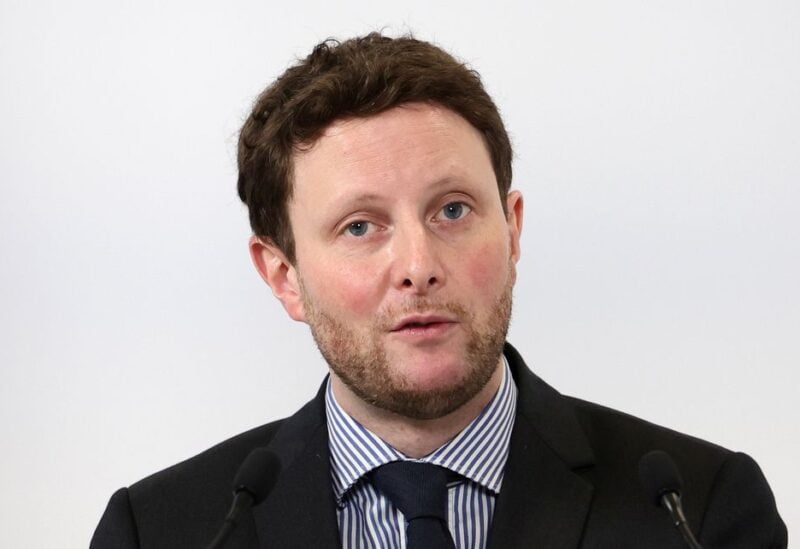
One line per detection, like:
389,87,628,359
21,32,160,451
638,450,703,549
206,448,281,549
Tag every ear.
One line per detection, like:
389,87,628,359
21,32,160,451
249,236,306,322
505,190,524,264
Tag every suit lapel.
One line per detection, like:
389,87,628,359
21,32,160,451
251,384,342,549
488,344,595,549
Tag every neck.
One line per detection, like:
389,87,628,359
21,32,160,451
330,358,505,458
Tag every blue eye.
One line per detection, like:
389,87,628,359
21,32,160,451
442,202,468,220
347,221,370,236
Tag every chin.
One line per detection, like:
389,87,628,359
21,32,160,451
390,351,469,388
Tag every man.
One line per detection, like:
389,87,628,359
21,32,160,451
92,33,787,548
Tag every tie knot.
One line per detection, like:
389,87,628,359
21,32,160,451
369,461,449,521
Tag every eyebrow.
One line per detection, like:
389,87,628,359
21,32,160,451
327,191,386,212
335,176,467,202
324,175,481,219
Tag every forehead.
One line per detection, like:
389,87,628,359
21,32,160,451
290,103,495,203
308,103,474,154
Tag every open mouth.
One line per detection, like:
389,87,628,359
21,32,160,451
399,321,439,329
391,315,456,333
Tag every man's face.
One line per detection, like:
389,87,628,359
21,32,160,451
260,103,523,420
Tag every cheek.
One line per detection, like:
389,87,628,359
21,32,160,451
466,241,510,293
305,260,382,318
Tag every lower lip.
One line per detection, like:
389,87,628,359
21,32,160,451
390,322,457,341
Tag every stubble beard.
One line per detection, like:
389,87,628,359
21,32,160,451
300,276,513,420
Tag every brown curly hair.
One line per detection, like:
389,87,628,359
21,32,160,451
237,32,513,263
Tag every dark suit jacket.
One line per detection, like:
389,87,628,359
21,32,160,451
91,343,787,548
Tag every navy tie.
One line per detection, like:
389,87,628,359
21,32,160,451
369,461,456,549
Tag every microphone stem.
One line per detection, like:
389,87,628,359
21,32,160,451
661,492,703,549
206,491,255,549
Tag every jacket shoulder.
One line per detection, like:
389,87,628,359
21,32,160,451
565,397,786,547
123,419,285,548
567,395,730,464
565,396,731,515
130,417,285,497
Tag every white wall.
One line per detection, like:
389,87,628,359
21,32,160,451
1,1,797,546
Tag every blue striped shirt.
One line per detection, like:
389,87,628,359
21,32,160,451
325,359,518,549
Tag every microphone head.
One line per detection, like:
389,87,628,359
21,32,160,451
638,450,684,506
232,448,281,506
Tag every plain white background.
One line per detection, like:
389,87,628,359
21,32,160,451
1,1,797,546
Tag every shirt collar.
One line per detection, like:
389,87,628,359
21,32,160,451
325,356,518,505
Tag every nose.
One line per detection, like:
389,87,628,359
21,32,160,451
391,223,445,295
